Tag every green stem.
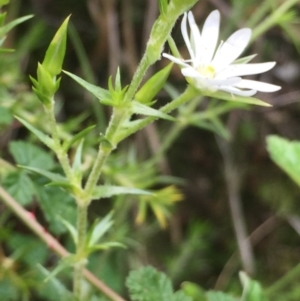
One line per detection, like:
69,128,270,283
265,262,300,297
83,108,126,200
116,85,198,143
45,105,73,180
73,202,88,300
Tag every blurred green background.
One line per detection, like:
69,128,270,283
1,0,300,300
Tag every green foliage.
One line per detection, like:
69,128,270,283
14,116,55,149
35,185,76,235
0,106,13,125
36,265,75,301
205,291,236,301
64,70,111,104
181,282,206,301
135,63,173,105
9,141,55,170
0,279,19,301
42,16,70,78
131,101,176,121
85,211,125,255
30,16,70,105
92,185,152,200
266,135,300,188
8,234,48,266
126,266,192,301
2,170,35,205
240,272,269,301
203,90,271,107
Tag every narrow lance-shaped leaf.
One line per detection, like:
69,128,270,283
92,185,152,200
72,139,84,176
0,15,33,37
204,90,271,107
43,16,70,77
58,216,78,245
37,265,74,301
63,71,110,102
15,116,55,149
87,211,114,248
62,124,95,152
18,165,68,183
44,255,77,282
131,101,176,121
88,242,126,254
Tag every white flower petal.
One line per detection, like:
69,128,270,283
212,28,252,71
181,67,201,78
201,10,220,65
219,86,257,97
216,62,276,78
187,12,202,66
162,53,191,68
235,79,281,92
181,13,195,61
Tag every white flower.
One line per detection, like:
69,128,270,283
163,10,281,97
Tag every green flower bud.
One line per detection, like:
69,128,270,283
135,63,173,104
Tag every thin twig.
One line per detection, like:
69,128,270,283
214,216,279,290
216,136,255,275
0,185,126,301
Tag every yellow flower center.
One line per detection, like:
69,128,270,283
197,65,215,78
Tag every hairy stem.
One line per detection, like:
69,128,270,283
73,202,88,300
45,105,73,180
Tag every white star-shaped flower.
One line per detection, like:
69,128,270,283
163,10,281,97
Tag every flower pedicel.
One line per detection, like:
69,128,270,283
163,10,281,97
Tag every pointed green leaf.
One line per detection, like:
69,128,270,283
115,67,122,92
72,139,84,176
0,15,33,37
46,181,75,191
63,70,111,101
44,255,77,282
92,185,152,200
87,242,126,253
131,101,176,121
43,16,70,77
15,116,55,149
62,125,95,152
36,265,74,301
87,212,114,247
267,135,300,188
135,63,173,104
58,216,78,245
18,165,67,183
203,90,271,107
